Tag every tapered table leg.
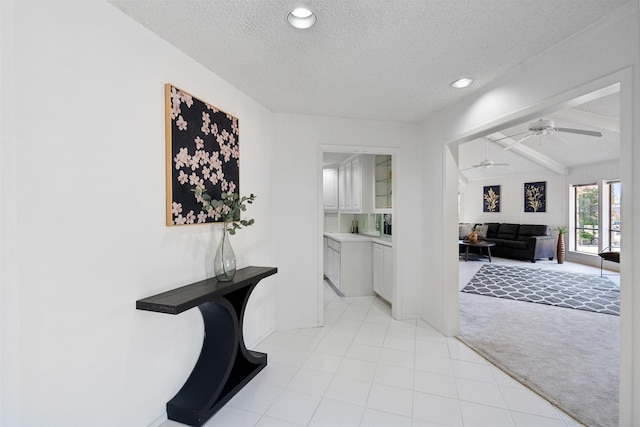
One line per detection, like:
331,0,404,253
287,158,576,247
167,292,267,425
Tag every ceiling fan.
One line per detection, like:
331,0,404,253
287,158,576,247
460,138,510,171
495,118,603,150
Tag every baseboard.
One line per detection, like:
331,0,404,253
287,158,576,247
147,412,168,427
324,277,345,297
246,326,275,349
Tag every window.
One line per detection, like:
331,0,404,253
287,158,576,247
573,184,599,254
571,180,621,255
607,180,621,251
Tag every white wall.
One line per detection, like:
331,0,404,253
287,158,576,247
421,4,639,425
0,2,17,423
460,174,564,227
1,2,277,426
460,159,620,231
273,113,423,328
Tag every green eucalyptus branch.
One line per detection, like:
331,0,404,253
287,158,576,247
192,189,256,235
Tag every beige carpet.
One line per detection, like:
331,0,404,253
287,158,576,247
458,289,619,427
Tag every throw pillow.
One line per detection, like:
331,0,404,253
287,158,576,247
475,225,488,239
459,223,473,239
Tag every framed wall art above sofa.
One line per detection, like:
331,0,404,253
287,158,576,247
483,185,500,212
524,181,546,213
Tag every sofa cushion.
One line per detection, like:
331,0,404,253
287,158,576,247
503,240,528,250
485,238,507,247
516,224,551,241
497,223,519,240
486,223,500,238
459,223,474,239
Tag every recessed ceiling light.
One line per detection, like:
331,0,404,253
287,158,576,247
287,7,316,29
451,78,474,89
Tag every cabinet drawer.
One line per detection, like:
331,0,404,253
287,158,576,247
327,239,341,252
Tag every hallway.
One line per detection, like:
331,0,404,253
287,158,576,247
162,282,583,426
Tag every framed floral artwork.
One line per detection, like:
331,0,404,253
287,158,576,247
165,84,240,226
524,181,546,212
483,185,500,212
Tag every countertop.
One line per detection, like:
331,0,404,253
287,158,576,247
324,232,392,247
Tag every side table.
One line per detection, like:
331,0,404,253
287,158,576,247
459,240,496,262
137,266,277,426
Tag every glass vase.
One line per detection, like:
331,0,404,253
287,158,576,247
214,226,236,281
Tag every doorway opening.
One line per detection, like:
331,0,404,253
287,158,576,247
318,146,398,326
453,82,623,427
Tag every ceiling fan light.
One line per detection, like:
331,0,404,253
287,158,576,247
287,8,316,29
451,78,474,89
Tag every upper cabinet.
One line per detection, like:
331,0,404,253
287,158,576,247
323,167,339,212
323,153,392,214
338,161,350,211
375,154,392,212
339,154,373,213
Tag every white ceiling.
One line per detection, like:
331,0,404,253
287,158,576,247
108,0,627,175
459,90,620,181
109,0,631,124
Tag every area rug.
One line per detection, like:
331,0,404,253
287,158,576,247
461,264,619,315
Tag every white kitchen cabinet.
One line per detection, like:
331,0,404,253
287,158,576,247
324,237,341,290
372,242,393,304
323,237,328,277
373,243,383,297
338,154,373,213
331,243,341,290
324,236,372,296
382,245,394,303
374,154,392,212
338,162,349,211
323,168,339,212
350,155,362,211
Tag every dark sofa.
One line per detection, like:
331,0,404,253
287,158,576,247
483,223,555,263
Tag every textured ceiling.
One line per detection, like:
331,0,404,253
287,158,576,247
109,0,631,124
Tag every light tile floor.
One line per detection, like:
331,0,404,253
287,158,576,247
162,272,588,427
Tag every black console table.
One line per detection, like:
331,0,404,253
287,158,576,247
137,266,277,426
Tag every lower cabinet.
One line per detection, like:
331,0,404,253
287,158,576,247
373,243,393,304
330,242,341,290
324,237,373,296
324,237,341,290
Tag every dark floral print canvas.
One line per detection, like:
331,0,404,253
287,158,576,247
165,84,240,225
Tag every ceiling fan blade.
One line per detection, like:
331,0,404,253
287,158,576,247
503,133,533,150
460,137,510,172
461,161,490,171
554,127,603,137
460,165,481,171
490,130,530,143
460,161,510,171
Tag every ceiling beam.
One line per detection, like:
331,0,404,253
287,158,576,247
489,133,569,175
552,108,619,132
